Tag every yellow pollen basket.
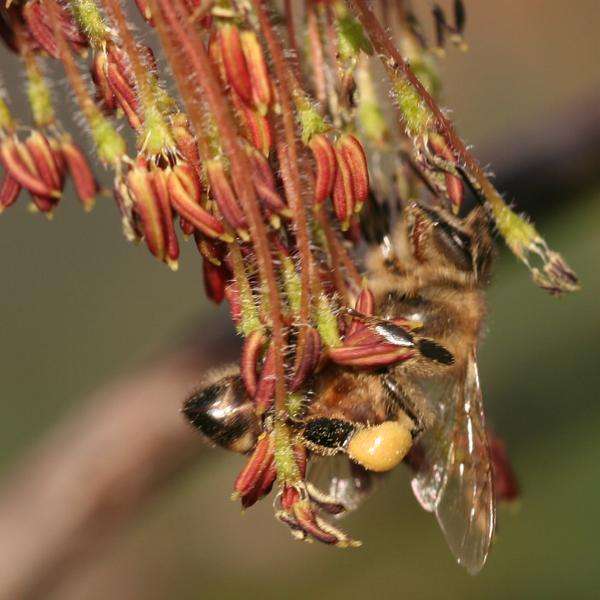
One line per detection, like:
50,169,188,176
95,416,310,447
347,421,413,472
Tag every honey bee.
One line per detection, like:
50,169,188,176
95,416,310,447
183,201,496,574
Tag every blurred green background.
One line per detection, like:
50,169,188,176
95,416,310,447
1,1,599,598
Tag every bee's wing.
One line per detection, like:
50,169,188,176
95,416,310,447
411,353,495,574
307,454,380,518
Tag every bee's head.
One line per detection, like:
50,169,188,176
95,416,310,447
407,203,494,284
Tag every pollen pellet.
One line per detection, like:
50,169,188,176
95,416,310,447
347,421,412,472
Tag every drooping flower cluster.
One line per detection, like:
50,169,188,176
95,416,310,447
0,0,574,544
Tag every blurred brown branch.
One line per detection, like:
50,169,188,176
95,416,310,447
0,328,238,600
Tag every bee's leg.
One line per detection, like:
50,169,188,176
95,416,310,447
428,151,462,181
415,337,455,365
182,367,260,454
370,319,455,366
383,375,434,437
305,482,348,515
301,417,355,455
306,461,377,516
300,417,360,514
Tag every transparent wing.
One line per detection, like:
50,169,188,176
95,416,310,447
411,354,495,574
307,454,380,518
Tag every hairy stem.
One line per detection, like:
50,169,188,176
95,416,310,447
152,0,288,409
44,0,125,165
251,2,315,328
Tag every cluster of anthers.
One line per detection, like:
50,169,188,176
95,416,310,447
0,0,578,552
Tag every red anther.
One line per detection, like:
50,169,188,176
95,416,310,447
347,288,375,336
342,325,382,347
241,330,266,397
445,172,464,214
233,433,275,508
168,164,228,240
332,145,355,230
254,178,287,214
49,137,66,182
0,135,57,198
169,162,201,203
206,159,248,232
254,458,277,501
25,131,62,193
240,30,272,112
126,165,167,263
355,288,375,315
202,258,228,304
246,146,274,186
233,434,271,495
328,343,415,368
254,342,276,414
23,2,59,57
179,217,195,236
309,134,337,204
106,45,141,130
290,327,322,391
194,234,226,266
0,174,21,211
150,165,180,269
23,0,86,58
91,52,118,112
428,132,464,214
337,134,369,210
292,503,339,545
30,194,56,213
280,484,300,511
239,101,272,156
220,23,253,107
61,139,99,212
171,114,201,168
249,156,287,215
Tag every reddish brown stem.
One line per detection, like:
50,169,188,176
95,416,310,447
348,0,503,207
314,208,349,302
321,211,362,289
101,0,154,120
152,0,287,410
44,0,103,132
146,0,212,161
251,1,315,328
282,0,301,80
306,0,327,107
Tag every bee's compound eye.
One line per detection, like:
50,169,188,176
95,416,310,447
347,421,413,472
